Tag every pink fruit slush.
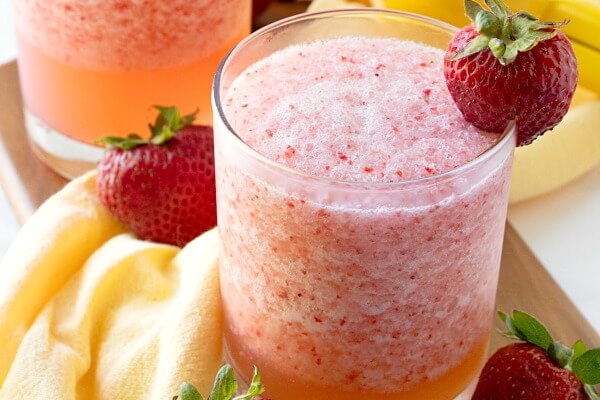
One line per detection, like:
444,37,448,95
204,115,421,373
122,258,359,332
215,37,513,396
13,0,247,71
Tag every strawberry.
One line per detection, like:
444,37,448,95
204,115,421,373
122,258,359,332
474,343,586,399
443,0,578,146
472,310,600,400
96,106,216,247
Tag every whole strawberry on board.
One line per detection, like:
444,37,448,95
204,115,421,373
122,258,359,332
472,310,600,400
444,0,578,146
97,106,216,247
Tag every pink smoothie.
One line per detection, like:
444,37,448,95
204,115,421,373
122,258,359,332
216,37,514,398
13,0,249,71
13,0,250,149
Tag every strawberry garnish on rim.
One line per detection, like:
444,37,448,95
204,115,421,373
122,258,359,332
444,0,578,146
96,106,216,247
472,310,600,400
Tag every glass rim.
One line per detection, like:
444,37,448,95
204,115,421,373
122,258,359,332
212,8,517,189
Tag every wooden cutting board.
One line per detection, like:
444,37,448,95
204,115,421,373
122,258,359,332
0,2,598,352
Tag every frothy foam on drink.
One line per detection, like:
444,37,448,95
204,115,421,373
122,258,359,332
224,37,499,182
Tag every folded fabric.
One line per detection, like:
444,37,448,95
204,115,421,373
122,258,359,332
0,171,223,399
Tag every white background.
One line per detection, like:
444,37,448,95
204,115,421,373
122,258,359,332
0,0,598,332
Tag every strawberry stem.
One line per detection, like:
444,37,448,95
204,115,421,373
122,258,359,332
149,106,198,144
173,365,264,400
548,341,574,368
452,0,568,65
97,106,198,150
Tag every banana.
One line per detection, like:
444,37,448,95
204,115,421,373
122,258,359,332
308,0,384,11
510,95,600,203
383,0,469,27
308,0,367,10
541,0,600,95
570,84,599,107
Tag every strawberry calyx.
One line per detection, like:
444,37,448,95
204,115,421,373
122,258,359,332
173,364,264,400
97,106,198,150
498,310,600,398
452,0,568,65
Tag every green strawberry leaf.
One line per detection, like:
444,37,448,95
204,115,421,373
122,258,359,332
233,366,265,400
500,41,519,65
172,365,264,400
173,382,203,400
531,18,569,31
150,105,198,143
498,311,508,324
455,0,568,65
510,12,546,38
515,10,537,21
572,348,600,385
488,38,507,61
150,125,176,145
548,341,574,368
209,365,237,400
452,34,491,60
96,134,147,150
464,0,485,22
572,339,587,360
485,0,510,18
498,311,520,340
180,109,199,128
475,10,501,37
98,106,197,150
150,105,179,138
510,310,554,350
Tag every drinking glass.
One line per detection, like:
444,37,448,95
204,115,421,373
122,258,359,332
13,0,251,178
213,9,515,400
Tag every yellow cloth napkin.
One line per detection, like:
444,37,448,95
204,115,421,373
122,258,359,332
0,172,223,399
